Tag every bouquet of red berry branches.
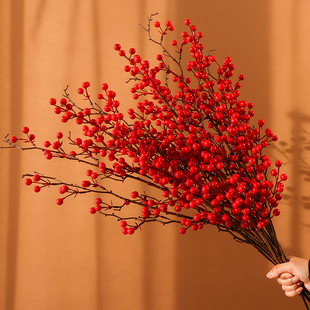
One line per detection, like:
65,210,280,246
2,14,310,308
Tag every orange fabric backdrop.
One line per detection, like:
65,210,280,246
1,1,310,310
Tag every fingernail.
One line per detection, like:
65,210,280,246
296,287,303,293
266,271,273,278
292,277,298,283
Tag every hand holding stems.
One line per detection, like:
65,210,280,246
267,257,310,297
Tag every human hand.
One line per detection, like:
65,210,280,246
266,257,310,297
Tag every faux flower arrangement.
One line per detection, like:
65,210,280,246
1,14,309,308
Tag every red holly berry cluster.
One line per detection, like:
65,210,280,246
3,15,287,241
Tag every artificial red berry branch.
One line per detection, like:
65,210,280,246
1,15,310,308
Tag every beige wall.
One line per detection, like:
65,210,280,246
1,1,310,309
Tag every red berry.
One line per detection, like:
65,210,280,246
275,193,282,201
257,221,264,229
280,174,288,181
60,98,67,105
160,203,167,212
106,90,116,98
56,132,63,139
66,103,72,110
120,221,127,228
175,205,182,212
52,141,61,149
193,214,200,222
153,208,160,217
22,127,29,134
127,227,134,235
81,81,90,89
33,174,41,182
209,55,216,62
10,136,18,143
56,198,63,205
33,186,40,193
129,48,136,55
191,224,198,231
28,134,35,141
179,227,186,234
81,180,90,187
43,141,51,147
165,20,171,27
24,178,32,186
77,88,84,94
133,55,141,63
154,21,160,28
91,172,98,179
45,153,53,160
131,191,138,198
124,65,131,72
49,98,56,105
83,108,91,115
101,83,108,91
95,205,101,212
95,198,102,204
258,119,265,127
275,160,282,168
60,185,68,193
61,116,68,123
181,31,188,38
75,138,82,145
54,107,61,114
114,44,121,51
118,50,125,56
89,207,96,214
264,160,271,168
270,169,278,176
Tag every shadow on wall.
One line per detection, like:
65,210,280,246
271,110,310,258
276,112,310,210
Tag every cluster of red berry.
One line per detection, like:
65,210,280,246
5,16,286,244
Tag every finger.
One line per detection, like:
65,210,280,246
284,286,303,297
279,272,293,279
267,263,294,279
277,277,301,285
281,282,303,292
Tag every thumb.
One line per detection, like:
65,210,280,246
266,262,293,279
